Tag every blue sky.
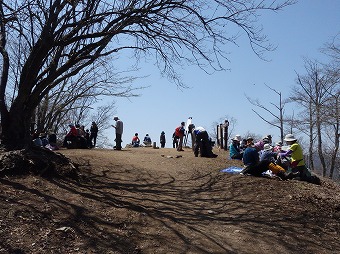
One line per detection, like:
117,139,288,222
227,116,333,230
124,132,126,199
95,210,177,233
103,0,340,148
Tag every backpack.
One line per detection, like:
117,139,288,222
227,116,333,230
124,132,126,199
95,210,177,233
175,126,183,137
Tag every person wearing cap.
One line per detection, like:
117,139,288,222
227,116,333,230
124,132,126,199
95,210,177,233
111,116,123,150
229,136,243,160
160,131,166,148
279,134,311,180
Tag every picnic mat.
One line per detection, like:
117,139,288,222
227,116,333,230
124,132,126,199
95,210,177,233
220,166,243,174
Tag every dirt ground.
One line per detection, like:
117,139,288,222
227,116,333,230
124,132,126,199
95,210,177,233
0,147,339,254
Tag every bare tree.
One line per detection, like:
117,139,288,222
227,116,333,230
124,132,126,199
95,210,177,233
0,0,296,150
291,56,339,178
245,83,286,142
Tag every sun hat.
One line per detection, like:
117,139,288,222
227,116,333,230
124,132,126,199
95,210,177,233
235,134,242,141
284,134,297,142
263,144,273,151
231,136,240,142
247,136,253,141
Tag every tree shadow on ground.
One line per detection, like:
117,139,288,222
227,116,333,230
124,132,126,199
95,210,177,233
0,160,339,254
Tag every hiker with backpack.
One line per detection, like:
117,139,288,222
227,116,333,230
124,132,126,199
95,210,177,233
175,122,185,151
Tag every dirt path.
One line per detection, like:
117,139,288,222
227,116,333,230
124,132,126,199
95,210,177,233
1,147,339,253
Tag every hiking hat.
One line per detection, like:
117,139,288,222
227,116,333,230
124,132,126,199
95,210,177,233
231,136,239,142
263,144,273,151
284,134,297,142
235,134,242,141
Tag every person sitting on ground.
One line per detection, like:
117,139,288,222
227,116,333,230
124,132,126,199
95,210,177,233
240,138,247,150
229,136,243,160
63,124,78,147
273,141,283,152
132,133,140,147
143,134,152,146
241,140,288,179
48,130,57,146
75,124,88,148
260,144,278,162
192,125,218,158
241,141,265,176
246,137,254,147
278,134,319,184
39,132,49,147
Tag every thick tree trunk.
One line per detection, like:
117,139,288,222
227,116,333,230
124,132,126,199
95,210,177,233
1,102,33,150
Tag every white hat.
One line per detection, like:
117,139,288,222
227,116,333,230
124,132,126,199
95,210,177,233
263,144,273,151
235,134,242,141
284,134,297,142
231,136,239,142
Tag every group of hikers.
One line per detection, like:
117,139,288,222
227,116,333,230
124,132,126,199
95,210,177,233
131,133,158,147
127,120,217,158
31,121,99,150
229,133,320,184
31,116,321,185
62,122,99,149
171,121,217,158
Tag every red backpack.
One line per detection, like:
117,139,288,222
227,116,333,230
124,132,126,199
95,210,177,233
175,126,182,137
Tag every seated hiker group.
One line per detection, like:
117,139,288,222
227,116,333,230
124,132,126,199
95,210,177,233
229,133,320,184
31,121,99,150
130,133,154,147
62,122,99,149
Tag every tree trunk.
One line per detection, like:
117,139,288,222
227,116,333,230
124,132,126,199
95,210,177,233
1,101,33,150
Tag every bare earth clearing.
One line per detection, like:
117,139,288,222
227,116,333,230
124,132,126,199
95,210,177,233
0,147,339,254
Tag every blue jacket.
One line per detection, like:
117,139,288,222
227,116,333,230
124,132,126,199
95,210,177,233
242,147,259,166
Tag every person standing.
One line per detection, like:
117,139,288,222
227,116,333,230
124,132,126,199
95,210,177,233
175,122,185,151
160,131,166,148
111,116,123,150
172,131,179,148
90,121,99,148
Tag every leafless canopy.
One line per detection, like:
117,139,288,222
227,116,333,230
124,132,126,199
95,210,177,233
0,0,296,148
